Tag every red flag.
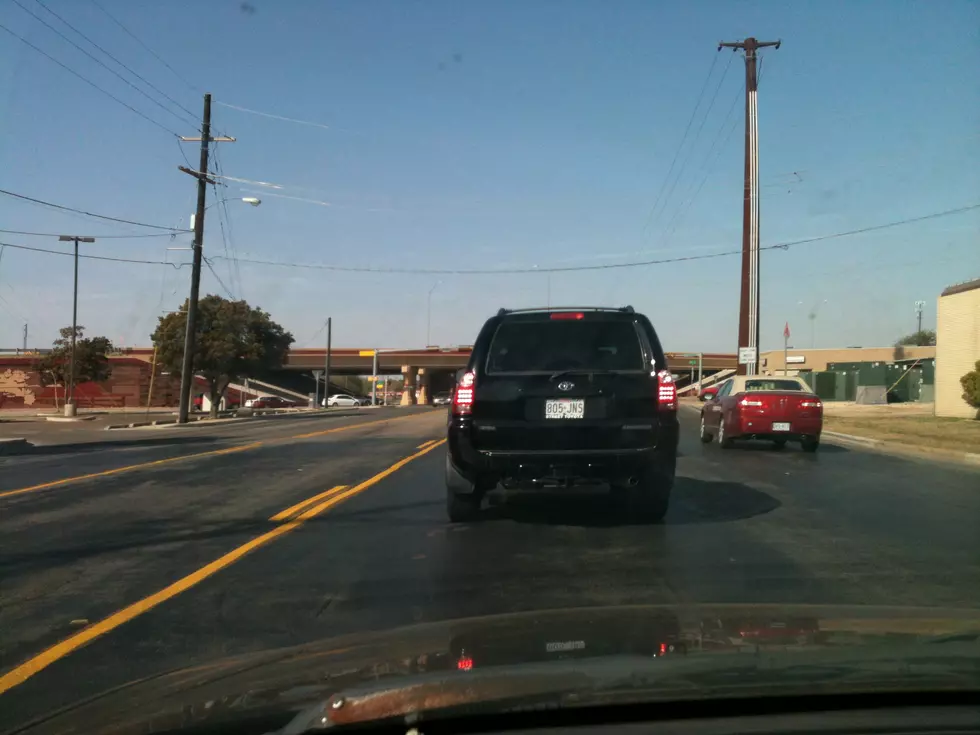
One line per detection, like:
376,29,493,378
783,322,791,340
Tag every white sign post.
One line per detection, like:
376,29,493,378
738,346,757,366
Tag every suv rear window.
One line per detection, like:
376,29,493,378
745,379,806,391
486,318,645,374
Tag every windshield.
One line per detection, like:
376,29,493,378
487,319,645,373
745,379,806,391
0,2,977,733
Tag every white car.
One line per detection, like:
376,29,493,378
323,394,363,407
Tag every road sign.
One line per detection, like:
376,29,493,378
358,350,376,357
312,370,323,378
738,347,757,365
688,359,697,365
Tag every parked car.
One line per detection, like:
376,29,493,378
324,393,364,407
246,396,299,409
445,306,679,523
699,376,823,451
432,391,452,406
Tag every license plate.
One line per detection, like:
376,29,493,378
545,398,585,419
772,422,791,432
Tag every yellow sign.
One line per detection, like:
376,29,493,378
358,350,376,357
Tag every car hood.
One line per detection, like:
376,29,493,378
12,604,980,735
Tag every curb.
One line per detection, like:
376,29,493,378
821,430,880,447
0,438,33,456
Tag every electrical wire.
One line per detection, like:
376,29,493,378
210,146,243,297
214,101,332,130
203,257,235,299
208,204,980,275
641,52,722,233
31,0,200,126
0,22,180,137
0,228,181,239
0,189,192,232
659,86,744,242
9,0,192,130
647,52,736,235
0,240,187,266
88,0,199,93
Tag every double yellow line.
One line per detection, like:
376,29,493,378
0,438,447,696
0,412,433,501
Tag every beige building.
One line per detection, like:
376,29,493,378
759,346,936,376
935,278,980,418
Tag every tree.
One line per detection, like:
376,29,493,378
37,327,113,398
151,295,294,417
895,330,936,347
961,360,980,416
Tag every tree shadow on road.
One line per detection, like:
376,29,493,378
482,475,781,528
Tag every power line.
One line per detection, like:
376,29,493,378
212,147,244,297
31,0,200,125
0,189,191,232
203,257,235,299
10,0,193,131
0,240,187,266
88,0,199,93
0,228,181,239
214,101,332,130
208,204,980,276
648,52,736,236
0,21,180,137
641,52,723,233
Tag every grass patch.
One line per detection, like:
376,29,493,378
824,414,980,454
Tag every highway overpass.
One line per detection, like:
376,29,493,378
116,347,735,404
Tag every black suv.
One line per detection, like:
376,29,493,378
445,306,679,522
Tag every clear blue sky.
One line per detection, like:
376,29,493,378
1,0,977,353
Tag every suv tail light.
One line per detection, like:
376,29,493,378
550,312,585,320
453,371,476,415
656,370,677,411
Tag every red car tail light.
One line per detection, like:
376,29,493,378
800,399,823,409
452,371,476,415
550,312,585,320
739,398,764,407
656,370,677,411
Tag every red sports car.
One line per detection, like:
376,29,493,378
699,376,822,451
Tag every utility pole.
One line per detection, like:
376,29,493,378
371,350,379,406
22,322,27,352
914,300,925,334
720,37,780,376
324,317,332,405
58,235,95,416
176,93,235,423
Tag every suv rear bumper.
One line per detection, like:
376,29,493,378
447,417,678,490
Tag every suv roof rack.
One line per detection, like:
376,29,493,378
496,306,634,317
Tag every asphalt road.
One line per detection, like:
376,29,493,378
1,405,979,730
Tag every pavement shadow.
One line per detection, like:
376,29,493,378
22,435,224,457
483,475,781,528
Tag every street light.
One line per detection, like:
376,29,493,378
58,235,95,416
190,197,261,229
426,280,441,347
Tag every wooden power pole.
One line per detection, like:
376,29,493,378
176,94,235,423
719,37,780,376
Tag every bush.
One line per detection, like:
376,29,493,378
961,360,980,412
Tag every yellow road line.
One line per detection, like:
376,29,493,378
269,485,347,522
0,443,262,500
0,438,447,696
0,411,436,501
416,439,438,450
